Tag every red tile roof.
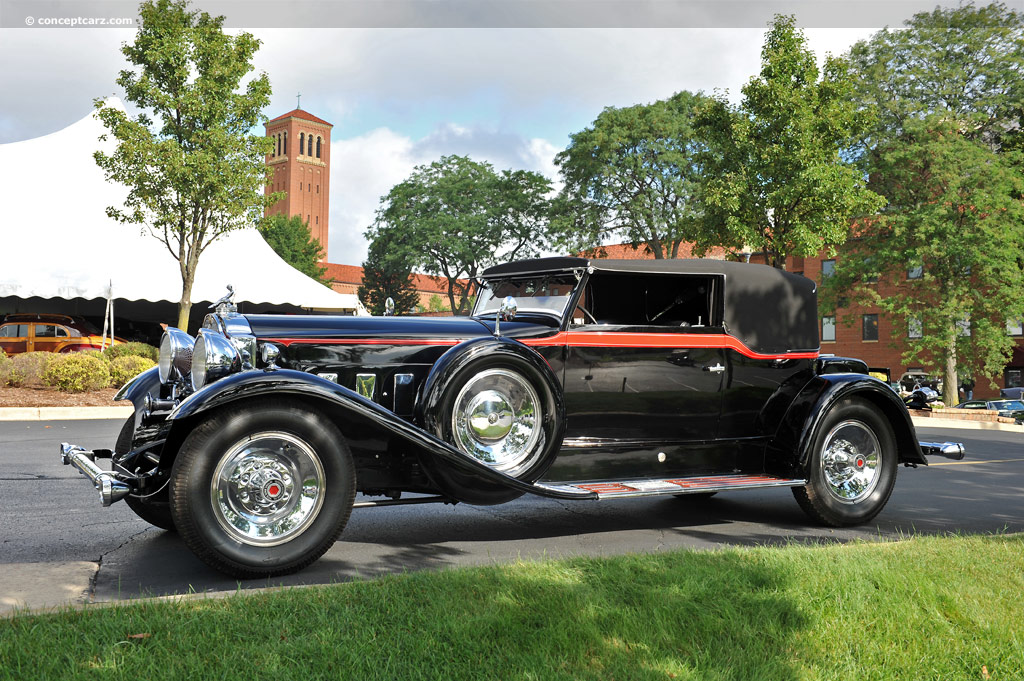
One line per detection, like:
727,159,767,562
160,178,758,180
267,109,333,127
323,262,454,295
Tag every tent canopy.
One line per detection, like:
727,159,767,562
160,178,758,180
0,99,363,313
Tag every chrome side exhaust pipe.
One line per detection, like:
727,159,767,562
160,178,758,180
59,443,130,506
919,441,966,461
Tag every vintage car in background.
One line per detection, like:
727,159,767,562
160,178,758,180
60,258,965,578
0,313,123,355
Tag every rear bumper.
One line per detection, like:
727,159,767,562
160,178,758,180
919,441,966,461
59,443,131,506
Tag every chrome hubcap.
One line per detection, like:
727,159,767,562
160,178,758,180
452,368,542,475
211,431,325,546
820,420,881,503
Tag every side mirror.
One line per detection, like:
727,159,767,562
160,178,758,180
495,296,517,337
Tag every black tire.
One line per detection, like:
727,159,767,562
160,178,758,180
793,398,898,527
169,400,356,578
114,414,176,531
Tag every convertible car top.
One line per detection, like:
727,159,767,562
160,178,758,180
60,257,965,577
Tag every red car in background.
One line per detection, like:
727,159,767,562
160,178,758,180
0,314,123,355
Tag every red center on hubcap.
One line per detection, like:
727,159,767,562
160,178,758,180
856,458,864,467
268,484,281,497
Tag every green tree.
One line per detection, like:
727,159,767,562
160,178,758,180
695,15,883,269
94,0,278,330
357,240,420,316
258,214,328,285
823,121,1024,406
367,155,552,315
847,2,1024,153
553,91,711,258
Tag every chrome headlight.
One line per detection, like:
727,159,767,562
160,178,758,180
191,329,242,390
158,328,195,385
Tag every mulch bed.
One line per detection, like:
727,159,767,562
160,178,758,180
0,386,121,408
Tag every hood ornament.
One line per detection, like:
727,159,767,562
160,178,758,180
211,285,237,316
384,297,396,316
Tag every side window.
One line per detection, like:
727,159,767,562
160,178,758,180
56,326,70,337
0,324,28,337
580,273,720,328
34,324,58,338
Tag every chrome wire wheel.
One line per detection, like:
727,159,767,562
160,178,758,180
819,419,881,504
210,431,325,547
451,368,543,476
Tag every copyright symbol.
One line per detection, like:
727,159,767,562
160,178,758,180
25,15,34,25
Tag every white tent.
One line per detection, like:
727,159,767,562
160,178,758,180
0,99,364,314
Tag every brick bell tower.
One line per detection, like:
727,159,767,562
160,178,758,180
264,99,333,262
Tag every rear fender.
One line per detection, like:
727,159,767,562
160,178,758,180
767,374,925,477
165,369,590,503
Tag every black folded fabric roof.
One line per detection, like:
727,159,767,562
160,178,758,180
481,257,819,355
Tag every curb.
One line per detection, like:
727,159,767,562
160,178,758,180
911,414,1024,433
0,405,133,421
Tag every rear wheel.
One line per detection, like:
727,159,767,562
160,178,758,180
793,398,897,527
169,400,355,578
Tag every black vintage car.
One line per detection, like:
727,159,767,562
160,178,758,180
61,258,965,577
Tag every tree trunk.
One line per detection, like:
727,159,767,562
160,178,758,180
177,270,195,332
943,335,958,408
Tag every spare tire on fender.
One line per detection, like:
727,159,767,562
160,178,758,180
418,337,565,505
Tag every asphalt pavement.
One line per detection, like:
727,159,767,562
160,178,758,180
1,417,1022,614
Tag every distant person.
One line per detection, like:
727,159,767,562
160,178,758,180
963,377,975,401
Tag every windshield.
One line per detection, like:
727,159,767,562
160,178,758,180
992,400,1024,410
474,274,578,318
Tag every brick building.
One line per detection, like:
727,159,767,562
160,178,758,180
264,109,333,260
323,263,455,313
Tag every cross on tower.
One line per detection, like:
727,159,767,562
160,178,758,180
296,92,302,109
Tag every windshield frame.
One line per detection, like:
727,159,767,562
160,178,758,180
472,272,582,322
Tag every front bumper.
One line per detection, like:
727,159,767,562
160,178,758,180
919,441,966,460
59,443,131,506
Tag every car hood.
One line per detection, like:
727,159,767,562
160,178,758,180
243,314,556,343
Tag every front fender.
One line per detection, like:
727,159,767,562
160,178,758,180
166,369,593,502
767,374,925,477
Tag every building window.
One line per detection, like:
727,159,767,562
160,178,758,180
907,264,923,279
821,259,836,279
1007,319,1023,336
822,316,836,342
1006,368,1023,389
276,133,281,156
316,136,322,158
316,215,319,224
283,131,287,154
908,317,922,339
308,183,311,191
307,134,313,156
862,314,878,341
317,184,319,194
299,133,305,156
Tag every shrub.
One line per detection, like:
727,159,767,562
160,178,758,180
42,354,111,393
109,355,156,388
104,342,159,363
0,352,19,387
8,351,55,387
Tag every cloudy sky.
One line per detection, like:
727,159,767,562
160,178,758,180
0,2,926,266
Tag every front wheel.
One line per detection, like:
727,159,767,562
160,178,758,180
792,398,897,527
169,400,355,578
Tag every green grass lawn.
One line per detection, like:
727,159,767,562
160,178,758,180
3,534,1022,680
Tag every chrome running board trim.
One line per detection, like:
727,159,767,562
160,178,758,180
542,474,807,499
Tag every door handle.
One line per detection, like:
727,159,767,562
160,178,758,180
703,363,725,373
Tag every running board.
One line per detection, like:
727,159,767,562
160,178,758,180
542,474,807,499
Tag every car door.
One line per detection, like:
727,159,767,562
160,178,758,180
31,324,65,354
0,323,29,354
